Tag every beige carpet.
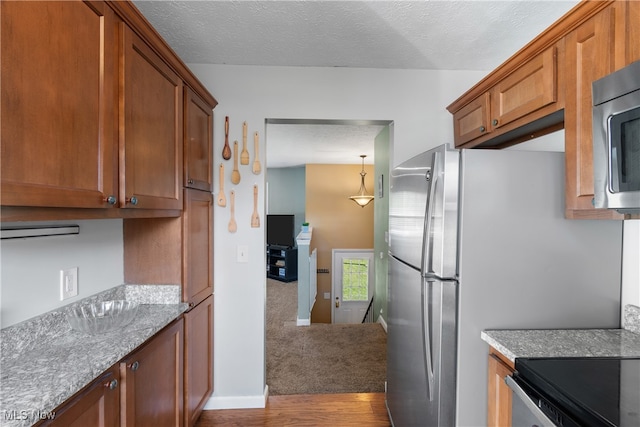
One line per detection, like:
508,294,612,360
266,278,387,395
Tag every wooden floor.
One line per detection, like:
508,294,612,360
194,393,391,426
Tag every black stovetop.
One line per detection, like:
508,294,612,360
514,357,640,427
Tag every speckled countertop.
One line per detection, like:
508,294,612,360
0,285,188,427
482,304,640,363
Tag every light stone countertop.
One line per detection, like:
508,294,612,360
482,304,640,364
0,285,188,427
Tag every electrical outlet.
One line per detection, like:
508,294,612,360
60,267,78,300
324,292,330,299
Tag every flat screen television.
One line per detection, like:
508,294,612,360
266,214,295,248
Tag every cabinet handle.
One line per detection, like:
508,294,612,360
492,119,498,126
479,126,486,133
104,379,118,390
103,195,117,205
188,178,194,185
128,361,139,371
126,196,138,206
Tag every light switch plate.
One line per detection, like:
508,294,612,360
60,267,78,300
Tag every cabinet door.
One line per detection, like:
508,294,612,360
1,0,118,208
626,1,640,65
490,46,557,129
564,5,623,219
184,295,214,427
121,25,183,210
42,366,119,427
183,189,214,304
121,318,184,427
487,353,514,427
452,93,491,147
184,88,214,192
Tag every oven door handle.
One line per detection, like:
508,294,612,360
505,376,557,427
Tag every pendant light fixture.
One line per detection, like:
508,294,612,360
349,155,374,208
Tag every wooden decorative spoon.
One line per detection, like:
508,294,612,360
240,121,250,165
252,131,262,175
251,184,260,228
217,163,226,207
231,141,241,184
222,116,231,160
228,190,237,233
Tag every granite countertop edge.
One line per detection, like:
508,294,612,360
482,304,640,364
0,284,188,427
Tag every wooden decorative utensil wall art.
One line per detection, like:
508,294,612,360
217,163,226,207
228,190,237,233
231,141,241,184
251,184,260,228
222,116,231,160
241,121,250,165
252,131,261,175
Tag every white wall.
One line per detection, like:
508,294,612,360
189,63,489,407
510,134,640,319
1,220,124,327
622,220,640,312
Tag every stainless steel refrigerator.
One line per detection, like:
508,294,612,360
386,144,623,426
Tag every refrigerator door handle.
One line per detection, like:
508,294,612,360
421,151,439,276
422,279,435,402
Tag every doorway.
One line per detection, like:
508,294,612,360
264,118,391,395
264,118,392,325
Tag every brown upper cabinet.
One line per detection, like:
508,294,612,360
564,3,621,219
1,0,216,221
184,88,214,192
120,24,183,210
1,1,119,209
452,46,561,148
490,47,558,132
448,0,638,219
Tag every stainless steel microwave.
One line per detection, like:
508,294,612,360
592,60,640,214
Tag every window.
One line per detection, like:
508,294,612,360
342,258,369,301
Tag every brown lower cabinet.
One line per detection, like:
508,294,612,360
120,318,184,427
43,318,187,426
41,313,213,427
487,348,515,427
184,295,214,427
39,366,120,427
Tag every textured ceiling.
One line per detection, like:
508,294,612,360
266,120,389,168
132,0,579,167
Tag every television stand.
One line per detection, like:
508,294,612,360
266,245,298,282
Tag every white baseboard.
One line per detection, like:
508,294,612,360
296,317,310,326
378,315,387,333
203,385,269,410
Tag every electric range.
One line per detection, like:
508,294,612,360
512,357,640,426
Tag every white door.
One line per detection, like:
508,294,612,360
332,249,374,324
